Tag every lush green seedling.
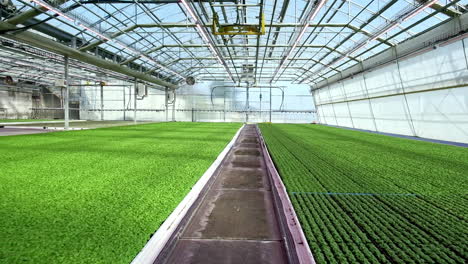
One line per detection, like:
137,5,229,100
0,122,241,264
260,124,467,263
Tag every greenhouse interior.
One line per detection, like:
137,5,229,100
0,0,467,263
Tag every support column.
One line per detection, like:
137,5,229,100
246,85,249,123
259,89,262,122
134,79,137,124
165,87,169,122
269,85,272,123
123,86,126,121
172,89,176,122
64,56,69,130
100,82,104,121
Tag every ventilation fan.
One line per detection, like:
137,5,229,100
4,76,14,85
186,76,196,86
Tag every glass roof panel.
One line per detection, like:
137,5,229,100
2,0,466,85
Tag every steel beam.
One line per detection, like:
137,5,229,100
416,0,462,17
134,78,137,123
80,0,234,3
5,0,68,25
0,21,177,89
121,44,359,65
166,56,337,64
100,82,104,121
64,55,69,130
81,23,391,53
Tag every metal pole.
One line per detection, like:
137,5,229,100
64,55,69,130
100,82,104,121
172,89,176,122
259,88,262,122
165,87,168,121
246,84,249,123
134,78,137,124
123,86,126,121
269,85,272,123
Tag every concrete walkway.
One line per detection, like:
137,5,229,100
158,124,288,264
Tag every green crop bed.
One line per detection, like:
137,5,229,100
0,122,241,264
259,124,467,264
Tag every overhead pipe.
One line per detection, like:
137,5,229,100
105,23,385,66
253,0,265,84
0,21,177,89
5,0,68,25
122,44,359,66
64,55,69,130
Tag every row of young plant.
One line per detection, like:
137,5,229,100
380,195,468,257
0,122,242,264
259,124,467,263
291,193,389,264
261,124,409,194
261,124,468,195
292,192,467,263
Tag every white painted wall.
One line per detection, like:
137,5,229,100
0,87,62,119
79,81,166,121
0,89,32,119
315,38,468,143
79,80,315,123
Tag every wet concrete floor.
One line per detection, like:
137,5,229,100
160,124,288,264
0,127,55,136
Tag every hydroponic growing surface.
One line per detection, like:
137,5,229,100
0,122,241,264
259,124,467,263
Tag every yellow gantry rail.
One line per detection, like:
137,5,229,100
212,13,265,35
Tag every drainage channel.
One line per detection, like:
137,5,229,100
152,124,313,264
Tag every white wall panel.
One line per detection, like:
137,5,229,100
315,89,327,104
406,87,468,143
328,82,345,102
343,75,367,100
364,63,403,97
315,37,468,143
320,104,337,125
348,100,376,131
464,38,468,67
316,105,325,124
333,102,353,127
399,41,468,92
370,96,414,136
